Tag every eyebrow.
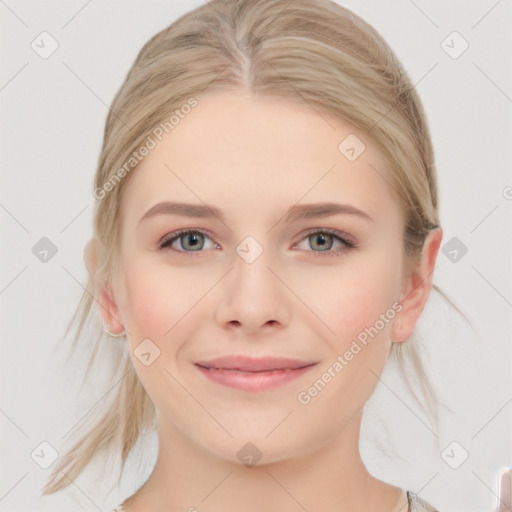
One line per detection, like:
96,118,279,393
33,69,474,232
138,201,373,225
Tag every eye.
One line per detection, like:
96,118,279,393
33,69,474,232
158,228,357,256
159,229,218,253
294,228,357,256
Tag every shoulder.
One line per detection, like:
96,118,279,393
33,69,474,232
407,491,440,512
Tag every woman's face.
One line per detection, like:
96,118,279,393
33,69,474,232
112,91,411,464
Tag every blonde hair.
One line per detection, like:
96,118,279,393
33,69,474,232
42,0,465,497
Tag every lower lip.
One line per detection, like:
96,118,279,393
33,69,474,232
195,364,317,392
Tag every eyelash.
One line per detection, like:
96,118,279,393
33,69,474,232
158,228,358,257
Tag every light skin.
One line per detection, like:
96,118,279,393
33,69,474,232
85,91,442,512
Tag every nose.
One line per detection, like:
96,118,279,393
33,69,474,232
214,247,291,335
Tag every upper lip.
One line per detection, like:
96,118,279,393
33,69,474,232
195,355,317,372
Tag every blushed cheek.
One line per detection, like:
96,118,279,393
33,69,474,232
119,263,178,340
323,271,397,353
119,260,208,354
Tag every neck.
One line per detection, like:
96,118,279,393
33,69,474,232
121,410,401,512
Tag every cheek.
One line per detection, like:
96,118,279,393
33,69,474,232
309,252,402,349
330,292,392,360
120,257,196,340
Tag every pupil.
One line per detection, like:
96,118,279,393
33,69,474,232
188,234,200,247
313,233,331,251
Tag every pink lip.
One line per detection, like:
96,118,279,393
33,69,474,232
194,355,317,392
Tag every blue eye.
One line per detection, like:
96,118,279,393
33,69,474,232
297,229,356,256
158,228,357,256
159,229,217,253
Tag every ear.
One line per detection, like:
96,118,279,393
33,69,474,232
84,238,125,335
391,227,443,343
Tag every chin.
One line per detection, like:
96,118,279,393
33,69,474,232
199,430,306,468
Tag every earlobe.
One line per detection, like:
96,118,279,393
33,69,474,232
99,286,125,335
391,227,443,343
84,238,125,335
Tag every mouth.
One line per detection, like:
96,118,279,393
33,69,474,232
194,355,318,392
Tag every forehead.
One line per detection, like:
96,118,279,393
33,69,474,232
119,91,402,227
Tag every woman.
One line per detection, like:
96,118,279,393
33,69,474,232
42,1,448,510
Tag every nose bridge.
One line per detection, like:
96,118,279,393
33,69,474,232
214,234,289,332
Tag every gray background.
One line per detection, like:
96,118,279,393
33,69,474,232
1,1,511,511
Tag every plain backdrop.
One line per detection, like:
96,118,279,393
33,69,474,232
1,1,511,511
